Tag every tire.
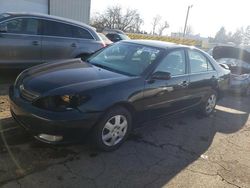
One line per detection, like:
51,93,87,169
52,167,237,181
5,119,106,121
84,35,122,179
92,106,132,151
199,90,218,117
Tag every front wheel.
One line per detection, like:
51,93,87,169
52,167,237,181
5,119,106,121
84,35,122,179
92,106,132,151
200,91,217,117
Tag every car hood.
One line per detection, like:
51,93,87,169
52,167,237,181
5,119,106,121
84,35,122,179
212,46,250,64
21,59,131,95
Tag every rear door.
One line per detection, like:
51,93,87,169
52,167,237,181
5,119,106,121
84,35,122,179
187,49,218,105
0,17,42,68
143,49,191,120
41,20,77,61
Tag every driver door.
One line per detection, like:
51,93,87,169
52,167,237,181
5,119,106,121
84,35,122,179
143,49,190,120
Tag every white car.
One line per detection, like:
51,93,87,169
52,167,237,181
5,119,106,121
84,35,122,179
212,46,250,96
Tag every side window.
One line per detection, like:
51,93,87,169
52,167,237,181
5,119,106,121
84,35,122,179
25,18,39,35
0,18,39,35
155,50,186,76
72,26,93,39
188,50,214,73
3,18,23,34
43,20,72,38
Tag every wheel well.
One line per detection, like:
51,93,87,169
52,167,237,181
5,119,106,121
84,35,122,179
90,102,137,132
114,102,136,116
105,102,136,118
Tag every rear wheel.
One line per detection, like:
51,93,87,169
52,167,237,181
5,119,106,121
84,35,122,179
200,90,217,116
92,106,132,151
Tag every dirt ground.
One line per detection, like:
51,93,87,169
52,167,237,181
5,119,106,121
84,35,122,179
0,71,250,188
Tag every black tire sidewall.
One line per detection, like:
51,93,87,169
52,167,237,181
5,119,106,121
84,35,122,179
92,106,132,151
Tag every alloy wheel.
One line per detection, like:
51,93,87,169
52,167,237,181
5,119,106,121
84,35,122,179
206,94,217,114
101,115,128,146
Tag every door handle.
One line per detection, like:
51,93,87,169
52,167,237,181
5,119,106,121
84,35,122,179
178,81,189,88
71,43,77,48
32,41,39,46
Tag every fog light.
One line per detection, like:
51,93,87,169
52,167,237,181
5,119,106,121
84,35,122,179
38,134,63,142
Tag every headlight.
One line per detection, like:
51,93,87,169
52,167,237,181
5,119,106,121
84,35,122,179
34,95,88,111
61,95,71,103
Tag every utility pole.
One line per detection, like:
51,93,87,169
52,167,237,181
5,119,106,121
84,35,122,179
183,5,193,37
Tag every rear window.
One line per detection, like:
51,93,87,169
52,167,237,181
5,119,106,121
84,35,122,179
72,26,94,39
43,20,73,37
42,20,93,39
188,50,214,73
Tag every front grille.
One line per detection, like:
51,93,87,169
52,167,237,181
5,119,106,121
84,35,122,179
19,85,39,102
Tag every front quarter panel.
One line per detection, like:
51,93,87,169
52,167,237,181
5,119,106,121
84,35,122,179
77,77,145,115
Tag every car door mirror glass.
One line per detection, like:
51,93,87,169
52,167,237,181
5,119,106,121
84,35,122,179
152,71,171,80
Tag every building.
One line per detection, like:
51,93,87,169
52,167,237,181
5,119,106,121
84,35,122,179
0,0,91,23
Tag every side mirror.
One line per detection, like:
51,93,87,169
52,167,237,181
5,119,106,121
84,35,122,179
152,71,171,80
0,24,7,33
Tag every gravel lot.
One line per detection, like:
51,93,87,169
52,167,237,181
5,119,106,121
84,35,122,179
0,71,250,188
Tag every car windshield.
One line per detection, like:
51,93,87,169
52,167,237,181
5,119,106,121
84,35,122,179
88,43,162,76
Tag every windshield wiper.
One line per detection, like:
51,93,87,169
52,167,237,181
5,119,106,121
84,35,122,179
91,63,135,76
91,63,110,70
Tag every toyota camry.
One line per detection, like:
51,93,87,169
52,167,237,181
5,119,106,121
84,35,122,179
9,40,230,151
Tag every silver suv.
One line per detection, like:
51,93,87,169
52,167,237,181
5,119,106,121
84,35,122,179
0,13,105,69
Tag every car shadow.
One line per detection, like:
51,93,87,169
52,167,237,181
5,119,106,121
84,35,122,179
0,94,249,187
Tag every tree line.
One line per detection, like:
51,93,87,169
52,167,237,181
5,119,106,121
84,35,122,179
91,5,250,46
211,26,250,46
91,6,169,36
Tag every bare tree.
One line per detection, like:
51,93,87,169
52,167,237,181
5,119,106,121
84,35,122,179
243,26,250,46
158,21,169,36
178,25,193,37
91,6,143,33
152,15,161,35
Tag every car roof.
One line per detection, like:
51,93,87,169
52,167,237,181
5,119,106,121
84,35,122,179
121,40,192,50
5,12,95,31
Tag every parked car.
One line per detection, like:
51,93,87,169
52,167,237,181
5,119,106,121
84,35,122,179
0,12,105,69
98,32,113,46
106,33,130,42
9,40,230,151
211,46,250,95
102,28,125,35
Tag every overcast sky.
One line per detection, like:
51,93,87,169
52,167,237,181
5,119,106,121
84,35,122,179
91,0,249,37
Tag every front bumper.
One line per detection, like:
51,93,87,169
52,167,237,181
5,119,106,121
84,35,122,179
9,85,102,144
